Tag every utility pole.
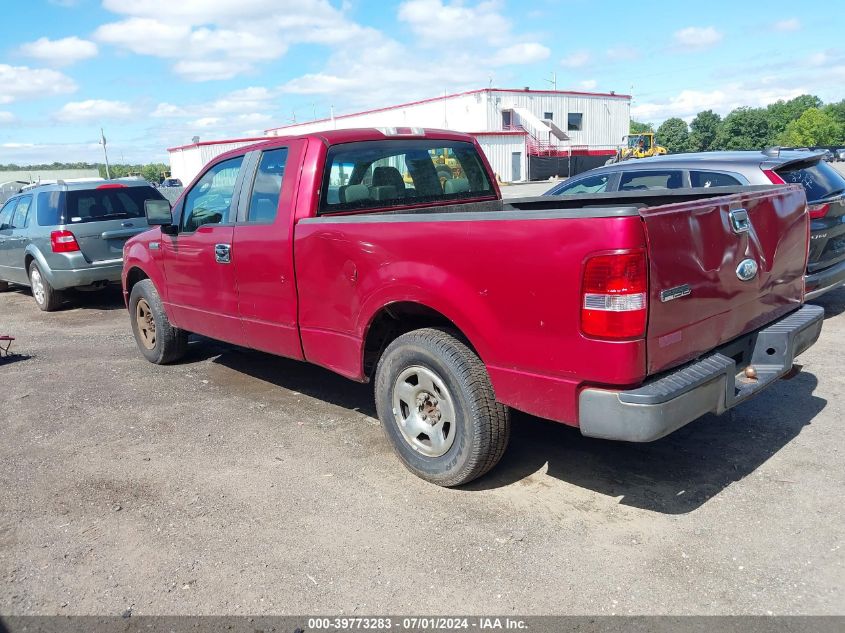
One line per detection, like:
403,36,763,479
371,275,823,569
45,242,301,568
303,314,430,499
99,128,111,180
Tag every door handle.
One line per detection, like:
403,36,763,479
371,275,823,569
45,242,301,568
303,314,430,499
214,243,231,264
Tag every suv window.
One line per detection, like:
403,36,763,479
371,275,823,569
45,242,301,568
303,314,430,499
552,173,610,195
776,160,845,202
37,191,62,226
320,139,495,214
11,195,32,228
0,199,15,229
65,186,165,224
182,156,244,232
619,170,684,191
690,171,742,188
247,148,288,223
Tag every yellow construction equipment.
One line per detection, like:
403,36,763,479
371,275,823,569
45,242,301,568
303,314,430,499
607,133,668,164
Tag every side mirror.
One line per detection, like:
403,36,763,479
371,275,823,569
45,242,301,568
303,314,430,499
144,198,175,229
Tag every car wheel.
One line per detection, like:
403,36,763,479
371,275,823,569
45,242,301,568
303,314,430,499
0,280,9,292
28,262,63,311
129,279,188,364
374,327,510,487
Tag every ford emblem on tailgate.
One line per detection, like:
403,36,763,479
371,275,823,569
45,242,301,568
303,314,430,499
736,258,759,281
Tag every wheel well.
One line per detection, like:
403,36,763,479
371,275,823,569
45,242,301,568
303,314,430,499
125,267,149,297
362,302,476,378
24,253,34,273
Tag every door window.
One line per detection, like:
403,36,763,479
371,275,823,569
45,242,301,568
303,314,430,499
246,148,288,223
10,196,32,228
553,173,610,195
0,199,15,229
690,171,742,188
619,170,683,191
182,156,244,232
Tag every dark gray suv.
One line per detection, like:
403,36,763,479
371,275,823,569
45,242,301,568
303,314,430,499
0,179,165,311
545,150,845,299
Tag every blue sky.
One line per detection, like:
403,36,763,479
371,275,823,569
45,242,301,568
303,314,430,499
1,0,843,164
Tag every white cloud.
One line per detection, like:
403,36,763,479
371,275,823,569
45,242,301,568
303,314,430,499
560,51,590,68
772,18,801,32
398,0,510,45
579,79,597,90
94,0,360,81
0,64,77,104
672,26,723,51
632,85,806,122
0,112,15,124
19,36,98,67
56,100,135,122
606,46,639,61
190,117,222,128
490,42,550,66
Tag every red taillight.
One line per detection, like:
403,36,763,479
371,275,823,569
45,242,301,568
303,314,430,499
762,169,785,184
808,202,830,219
581,251,648,340
50,230,80,253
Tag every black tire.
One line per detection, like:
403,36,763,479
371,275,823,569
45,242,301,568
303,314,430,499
129,279,188,364
28,262,63,311
374,327,510,487
0,280,9,292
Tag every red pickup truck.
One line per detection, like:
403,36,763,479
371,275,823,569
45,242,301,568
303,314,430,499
123,128,823,486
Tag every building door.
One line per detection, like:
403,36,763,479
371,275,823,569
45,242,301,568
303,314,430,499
502,110,512,129
511,152,522,181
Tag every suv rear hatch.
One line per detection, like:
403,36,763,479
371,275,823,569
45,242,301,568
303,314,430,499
640,184,809,375
769,156,845,273
61,185,160,263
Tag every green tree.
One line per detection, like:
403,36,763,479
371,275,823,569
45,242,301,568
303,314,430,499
689,110,722,152
656,117,691,153
823,100,845,128
714,107,770,150
766,95,823,144
778,108,844,147
630,120,653,134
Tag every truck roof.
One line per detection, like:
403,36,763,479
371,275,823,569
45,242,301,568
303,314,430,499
214,127,482,162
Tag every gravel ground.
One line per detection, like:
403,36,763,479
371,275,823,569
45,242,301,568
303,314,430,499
1,204,844,617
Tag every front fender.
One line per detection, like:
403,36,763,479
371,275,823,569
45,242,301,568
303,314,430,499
123,237,168,304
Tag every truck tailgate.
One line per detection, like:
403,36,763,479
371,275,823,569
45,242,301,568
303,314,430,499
641,185,809,375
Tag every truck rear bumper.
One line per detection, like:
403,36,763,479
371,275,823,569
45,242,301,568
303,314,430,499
578,304,824,442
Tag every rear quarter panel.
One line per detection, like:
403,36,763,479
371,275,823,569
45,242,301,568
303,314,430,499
294,211,648,424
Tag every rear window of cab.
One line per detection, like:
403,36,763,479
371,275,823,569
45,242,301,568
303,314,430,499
319,139,495,214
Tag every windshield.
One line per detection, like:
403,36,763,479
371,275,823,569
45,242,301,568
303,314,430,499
776,159,845,202
64,186,165,224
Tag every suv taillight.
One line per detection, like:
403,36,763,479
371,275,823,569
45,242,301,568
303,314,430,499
581,251,648,340
762,169,785,184
808,202,830,219
50,230,80,253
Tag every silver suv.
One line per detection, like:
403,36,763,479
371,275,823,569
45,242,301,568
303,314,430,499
0,179,165,311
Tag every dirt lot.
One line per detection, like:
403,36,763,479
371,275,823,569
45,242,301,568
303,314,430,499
1,282,844,616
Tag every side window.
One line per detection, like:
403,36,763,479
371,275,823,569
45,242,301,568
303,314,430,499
567,113,583,131
182,156,244,232
11,196,33,228
246,148,288,223
690,171,742,188
619,170,684,191
0,199,15,230
553,173,610,195
37,191,62,226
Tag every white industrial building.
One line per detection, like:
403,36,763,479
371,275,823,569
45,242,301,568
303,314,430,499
167,87,631,184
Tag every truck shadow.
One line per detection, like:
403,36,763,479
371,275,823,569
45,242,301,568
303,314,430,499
810,285,845,319
469,371,825,514
210,346,825,515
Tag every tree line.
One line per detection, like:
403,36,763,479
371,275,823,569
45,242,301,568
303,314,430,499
632,95,845,153
0,162,170,182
